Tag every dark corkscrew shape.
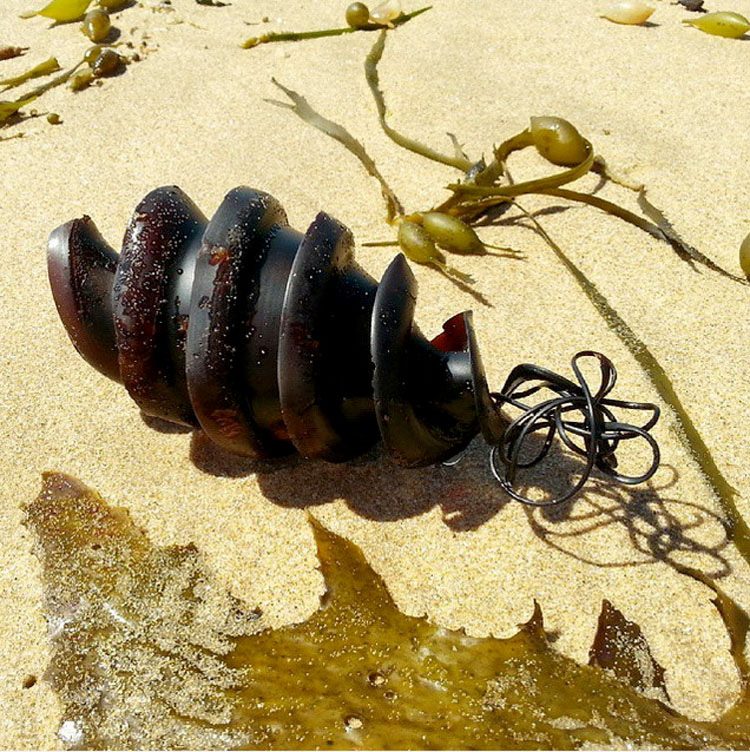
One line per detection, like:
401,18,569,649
47,186,660,505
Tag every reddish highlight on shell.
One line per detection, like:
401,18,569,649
47,185,661,504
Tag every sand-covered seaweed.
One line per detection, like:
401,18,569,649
23,473,750,749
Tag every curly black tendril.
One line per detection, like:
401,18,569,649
488,351,661,507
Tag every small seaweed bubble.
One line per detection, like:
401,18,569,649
346,2,370,28
740,231,750,279
22,674,37,689
683,11,750,37
601,1,655,24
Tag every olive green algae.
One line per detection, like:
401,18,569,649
23,473,750,749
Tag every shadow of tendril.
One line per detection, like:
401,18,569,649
524,464,731,579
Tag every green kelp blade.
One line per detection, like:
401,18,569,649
365,31,473,171
0,57,60,90
20,0,92,21
0,96,36,125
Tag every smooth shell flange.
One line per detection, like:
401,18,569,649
48,186,499,465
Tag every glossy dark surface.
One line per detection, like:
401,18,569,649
47,216,120,382
114,186,205,426
185,188,290,457
371,255,478,466
278,211,379,461
48,187,493,464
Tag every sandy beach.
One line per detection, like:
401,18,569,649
1,0,749,746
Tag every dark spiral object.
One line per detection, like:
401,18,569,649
47,185,660,505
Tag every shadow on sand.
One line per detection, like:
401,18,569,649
188,428,731,578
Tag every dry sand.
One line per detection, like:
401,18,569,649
1,0,749,746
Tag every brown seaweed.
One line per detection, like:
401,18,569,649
24,473,750,749
589,599,669,701
0,46,29,62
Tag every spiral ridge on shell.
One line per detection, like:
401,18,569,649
47,186,500,466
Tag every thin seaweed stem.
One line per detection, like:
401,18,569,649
242,5,432,49
510,199,750,568
267,78,403,222
365,31,473,172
